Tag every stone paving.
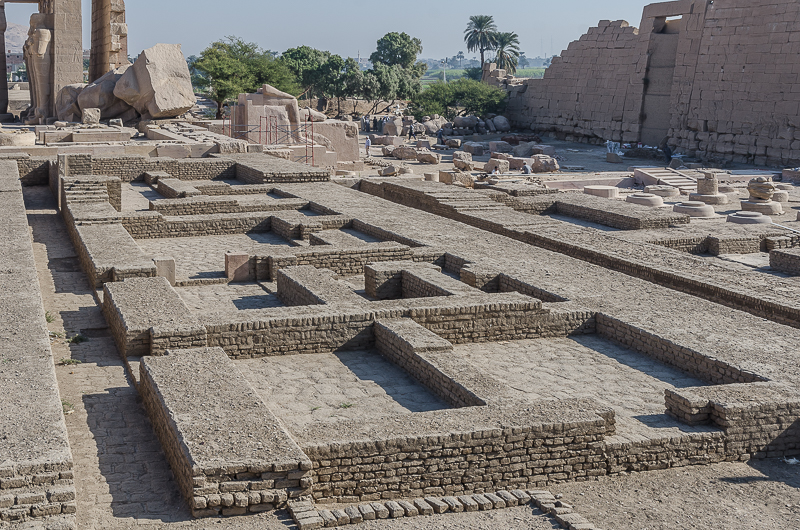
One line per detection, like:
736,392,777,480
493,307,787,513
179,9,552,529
237,350,450,432
136,232,290,281
455,336,716,440
121,181,160,212
176,282,284,315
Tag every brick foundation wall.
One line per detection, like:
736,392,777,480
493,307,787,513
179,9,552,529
138,348,312,518
596,313,765,385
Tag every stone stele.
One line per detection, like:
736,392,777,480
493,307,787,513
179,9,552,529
114,43,196,119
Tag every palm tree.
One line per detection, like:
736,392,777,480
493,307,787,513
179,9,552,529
493,32,521,74
456,51,465,68
464,15,498,65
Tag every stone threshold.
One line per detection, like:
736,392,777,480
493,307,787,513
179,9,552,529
288,489,600,529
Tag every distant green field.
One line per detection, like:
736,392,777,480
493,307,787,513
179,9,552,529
421,68,546,85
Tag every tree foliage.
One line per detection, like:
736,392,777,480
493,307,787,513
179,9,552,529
281,45,331,100
370,32,423,70
493,32,521,74
411,79,507,121
192,37,298,119
464,15,498,65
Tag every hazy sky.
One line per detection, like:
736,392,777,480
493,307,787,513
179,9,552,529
6,0,649,61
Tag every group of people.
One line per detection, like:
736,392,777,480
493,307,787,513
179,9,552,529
362,115,400,134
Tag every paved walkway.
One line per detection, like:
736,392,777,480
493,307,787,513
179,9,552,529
237,350,449,432
456,336,716,441
23,187,299,529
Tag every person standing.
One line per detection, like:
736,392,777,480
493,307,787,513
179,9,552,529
436,128,444,146
365,136,371,156
373,117,378,132
659,137,673,166
408,126,418,141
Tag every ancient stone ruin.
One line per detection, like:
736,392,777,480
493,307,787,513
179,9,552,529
1,0,800,529
493,0,800,167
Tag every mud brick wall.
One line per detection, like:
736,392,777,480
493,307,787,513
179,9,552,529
707,236,762,255
504,20,645,144
604,431,727,474
596,313,766,385
149,197,309,216
157,178,201,199
0,161,76,525
770,247,800,275
666,382,800,459
299,403,611,504
503,0,800,165
13,156,53,186
200,297,594,359
121,212,272,239
495,274,569,303
365,262,443,300
277,266,365,307
73,222,155,287
103,277,202,361
650,236,710,254
88,156,237,182
258,244,414,282
139,347,312,518
401,270,454,299
552,194,690,230
765,235,800,251
374,319,485,407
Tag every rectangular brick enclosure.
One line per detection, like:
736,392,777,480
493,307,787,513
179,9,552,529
7,148,800,527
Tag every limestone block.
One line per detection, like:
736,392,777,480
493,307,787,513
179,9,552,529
530,155,560,173
607,152,623,163
445,139,461,148
416,150,441,164
298,108,326,122
424,172,439,182
225,252,251,282
153,257,176,286
773,190,789,203
114,43,197,119
382,118,403,136
415,140,432,149
0,130,36,146
453,151,474,171
512,142,537,157
453,116,478,129
77,65,136,120
55,83,86,122
484,159,510,173
82,108,101,125
492,115,511,132
378,166,397,176
584,185,619,198
489,141,512,153
534,144,556,156
381,146,396,157
392,146,418,160
463,142,485,156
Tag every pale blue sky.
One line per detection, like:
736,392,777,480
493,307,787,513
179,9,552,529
6,0,649,61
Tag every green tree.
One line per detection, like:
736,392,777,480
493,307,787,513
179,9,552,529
411,78,506,121
464,15,498,66
193,37,299,119
493,32,521,74
463,67,483,81
281,46,331,100
370,32,423,70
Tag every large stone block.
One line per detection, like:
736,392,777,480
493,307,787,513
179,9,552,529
77,65,135,120
114,43,196,119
